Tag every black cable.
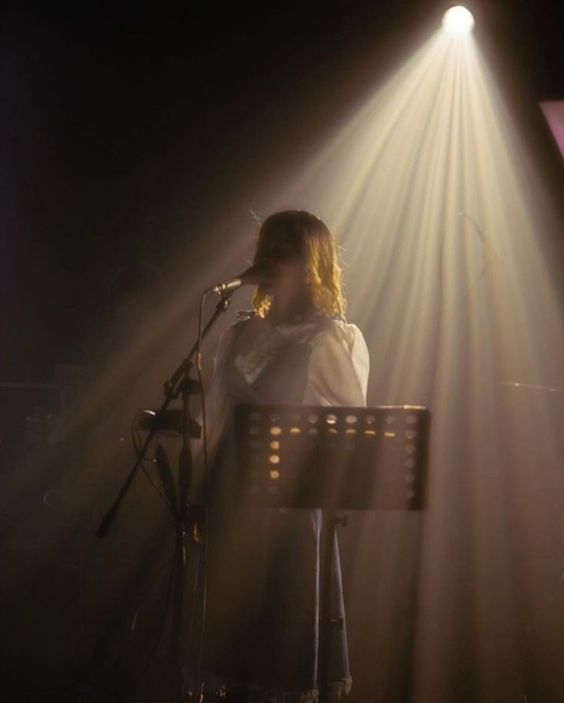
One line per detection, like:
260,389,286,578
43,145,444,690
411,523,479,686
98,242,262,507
194,289,212,700
128,551,176,634
85,550,176,700
130,419,176,517
129,548,178,697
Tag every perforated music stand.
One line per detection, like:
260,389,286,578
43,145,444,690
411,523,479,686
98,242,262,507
234,404,430,703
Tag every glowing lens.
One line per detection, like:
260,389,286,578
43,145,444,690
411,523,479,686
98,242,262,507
442,6,475,35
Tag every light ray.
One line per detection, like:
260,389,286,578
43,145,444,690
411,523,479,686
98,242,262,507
261,26,564,701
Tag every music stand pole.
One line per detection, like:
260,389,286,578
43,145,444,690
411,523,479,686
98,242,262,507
234,404,430,703
318,507,346,703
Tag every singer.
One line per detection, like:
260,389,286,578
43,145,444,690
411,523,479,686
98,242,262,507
195,210,369,702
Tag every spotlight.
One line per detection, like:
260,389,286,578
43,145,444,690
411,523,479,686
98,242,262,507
442,5,475,35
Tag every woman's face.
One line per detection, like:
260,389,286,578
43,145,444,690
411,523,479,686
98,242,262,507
255,232,308,304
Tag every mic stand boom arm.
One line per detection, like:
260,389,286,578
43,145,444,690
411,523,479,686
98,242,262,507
96,290,233,538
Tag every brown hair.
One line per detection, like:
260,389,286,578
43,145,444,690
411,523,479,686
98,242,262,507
252,210,345,319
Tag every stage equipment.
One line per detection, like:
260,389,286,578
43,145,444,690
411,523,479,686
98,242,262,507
442,6,475,35
96,281,237,703
235,403,430,703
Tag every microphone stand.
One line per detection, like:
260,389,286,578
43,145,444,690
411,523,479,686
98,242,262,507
96,290,234,702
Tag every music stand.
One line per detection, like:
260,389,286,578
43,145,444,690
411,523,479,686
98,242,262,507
234,404,430,703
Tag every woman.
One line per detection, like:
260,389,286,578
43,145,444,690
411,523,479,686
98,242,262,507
196,210,369,703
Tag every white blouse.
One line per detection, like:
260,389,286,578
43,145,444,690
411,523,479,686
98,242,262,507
198,313,369,467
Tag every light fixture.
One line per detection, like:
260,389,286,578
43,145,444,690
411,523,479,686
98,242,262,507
442,5,475,35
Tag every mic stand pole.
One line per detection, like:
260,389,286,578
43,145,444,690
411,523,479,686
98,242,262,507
96,291,234,702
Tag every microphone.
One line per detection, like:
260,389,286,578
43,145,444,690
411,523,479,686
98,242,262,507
205,265,268,295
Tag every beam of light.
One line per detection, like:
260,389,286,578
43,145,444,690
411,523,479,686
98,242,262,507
442,5,475,35
0,213,264,697
259,25,564,703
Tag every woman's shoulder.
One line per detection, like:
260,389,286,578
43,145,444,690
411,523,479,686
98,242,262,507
214,313,255,364
222,311,366,353
303,316,370,404
312,315,367,352
215,311,267,361
312,315,369,373
220,310,260,339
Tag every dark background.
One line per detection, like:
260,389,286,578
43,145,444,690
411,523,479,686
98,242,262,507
1,0,563,383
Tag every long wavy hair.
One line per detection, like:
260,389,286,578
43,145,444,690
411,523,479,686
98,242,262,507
252,210,346,319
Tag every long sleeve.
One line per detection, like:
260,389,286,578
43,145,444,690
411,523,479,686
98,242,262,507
190,323,240,501
301,320,369,407
200,322,245,449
